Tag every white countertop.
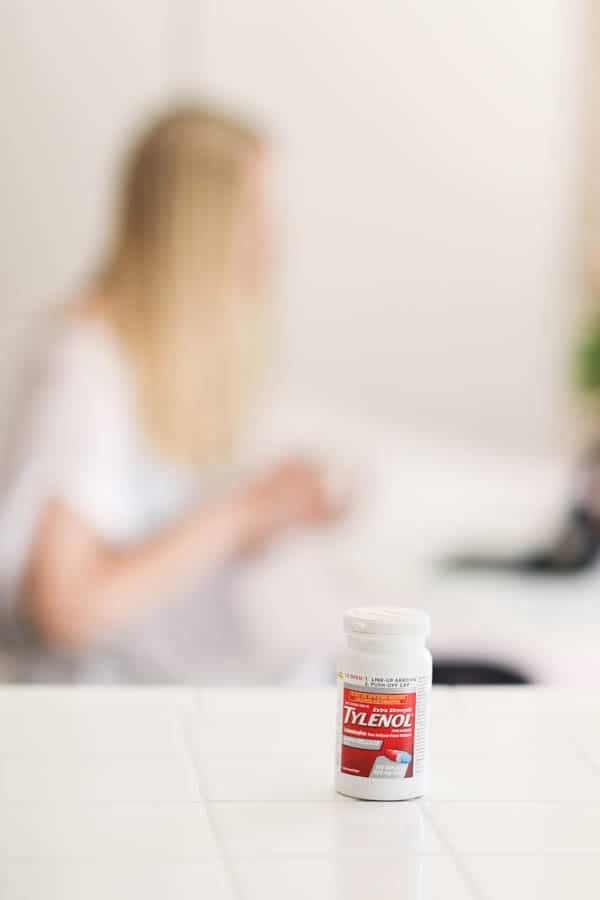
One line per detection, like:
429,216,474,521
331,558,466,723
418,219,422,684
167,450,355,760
0,685,599,899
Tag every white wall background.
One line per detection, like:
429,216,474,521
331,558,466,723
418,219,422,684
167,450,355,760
0,0,586,454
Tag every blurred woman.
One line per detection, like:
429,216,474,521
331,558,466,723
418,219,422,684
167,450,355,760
0,105,342,682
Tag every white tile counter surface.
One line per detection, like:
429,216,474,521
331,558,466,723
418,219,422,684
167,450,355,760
0,686,599,899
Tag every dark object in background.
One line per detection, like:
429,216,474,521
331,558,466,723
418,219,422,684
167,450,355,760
434,659,529,686
444,507,600,576
443,443,600,577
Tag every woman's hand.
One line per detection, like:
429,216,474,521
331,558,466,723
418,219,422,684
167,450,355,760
239,457,349,553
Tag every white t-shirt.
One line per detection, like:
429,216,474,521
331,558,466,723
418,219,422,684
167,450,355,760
0,317,263,683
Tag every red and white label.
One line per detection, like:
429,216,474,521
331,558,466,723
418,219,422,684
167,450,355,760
339,687,417,779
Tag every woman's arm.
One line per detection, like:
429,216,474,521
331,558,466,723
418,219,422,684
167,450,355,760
25,459,342,651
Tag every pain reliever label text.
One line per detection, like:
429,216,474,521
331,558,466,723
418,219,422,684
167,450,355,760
338,685,417,779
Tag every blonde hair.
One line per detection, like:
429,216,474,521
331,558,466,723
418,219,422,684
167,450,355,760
97,104,270,467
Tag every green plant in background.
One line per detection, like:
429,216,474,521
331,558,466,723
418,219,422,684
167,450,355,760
577,315,600,393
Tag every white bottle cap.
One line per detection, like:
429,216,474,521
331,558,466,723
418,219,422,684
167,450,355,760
344,606,430,639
